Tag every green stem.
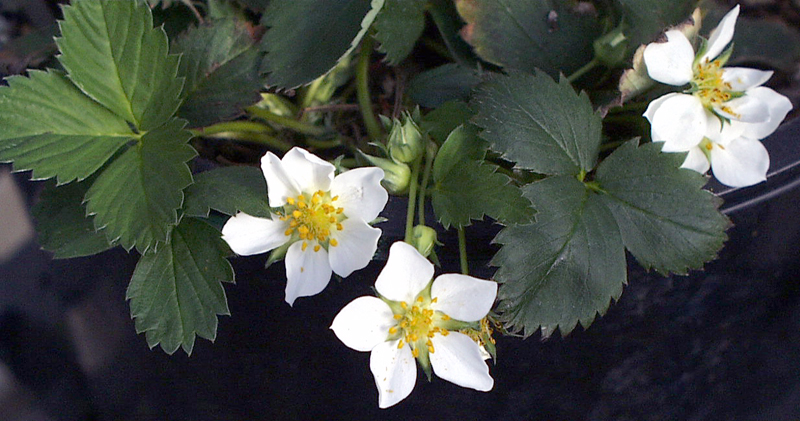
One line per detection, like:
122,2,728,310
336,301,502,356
356,34,382,142
246,106,328,137
457,227,468,275
567,57,600,83
191,120,274,136
195,130,292,152
404,157,422,243
417,142,436,225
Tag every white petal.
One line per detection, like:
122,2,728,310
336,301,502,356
643,30,695,86
331,296,395,352
705,117,745,145
369,340,417,409
643,92,677,123
648,94,707,151
330,167,388,222
680,147,711,174
702,5,739,63
736,87,793,140
281,147,335,193
375,242,435,303
261,152,301,208
430,332,493,392
328,218,381,278
430,274,497,323
221,212,289,256
722,67,773,91
714,95,769,123
709,137,769,187
284,240,332,306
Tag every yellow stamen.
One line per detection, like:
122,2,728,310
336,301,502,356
301,241,308,251
397,340,404,349
314,245,321,252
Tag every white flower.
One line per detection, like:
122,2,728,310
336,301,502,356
221,147,388,305
642,5,792,162
330,241,497,408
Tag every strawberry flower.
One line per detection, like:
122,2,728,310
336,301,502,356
331,241,496,408
221,147,388,305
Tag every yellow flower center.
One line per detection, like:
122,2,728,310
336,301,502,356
388,296,450,358
280,190,345,252
693,58,738,117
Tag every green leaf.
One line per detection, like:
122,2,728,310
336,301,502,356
57,0,183,130
615,0,697,51
373,0,426,65
0,70,134,184
127,217,233,355
431,126,533,229
595,141,730,274
492,140,729,337
455,0,601,77
85,119,196,253
492,175,627,338
183,166,272,218
172,18,262,128
260,0,384,88
31,179,114,259
407,64,483,108
421,100,475,144
472,70,601,176
427,0,479,66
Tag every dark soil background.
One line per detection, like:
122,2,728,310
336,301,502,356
1,1,800,420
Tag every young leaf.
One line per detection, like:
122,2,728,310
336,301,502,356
183,166,272,219
172,18,262,128
260,0,384,88
472,70,602,176
421,100,475,144
373,0,426,65
31,179,114,259
0,70,134,184
455,0,600,77
57,0,183,131
492,175,627,338
127,217,233,355
492,140,729,337
431,125,533,229
85,119,196,253
596,141,730,274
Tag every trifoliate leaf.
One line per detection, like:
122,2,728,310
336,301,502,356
472,70,601,176
172,18,262,128
595,141,730,274
57,0,183,131
614,0,697,51
421,100,475,145
407,64,483,108
85,119,196,253
454,0,600,77
493,175,626,338
492,140,729,337
0,70,134,184
183,166,272,219
31,179,114,259
373,0,426,65
127,217,233,355
260,0,384,88
431,125,533,229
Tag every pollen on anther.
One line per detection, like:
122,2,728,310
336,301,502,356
412,348,419,358
336,223,343,231
293,210,302,218
332,195,339,201
397,340,404,349
284,228,294,236
400,302,408,309
314,245,321,252
287,197,295,205
389,326,398,334
393,314,402,320
302,241,308,251
329,238,339,247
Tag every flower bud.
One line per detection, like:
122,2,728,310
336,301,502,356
593,25,628,68
359,153,411,194
411,225,438,258
388,113,424,164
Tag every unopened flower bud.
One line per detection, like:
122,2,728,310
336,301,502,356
593,25,628,68
359,153,411,194
411,225,438,258
388,113,424,164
